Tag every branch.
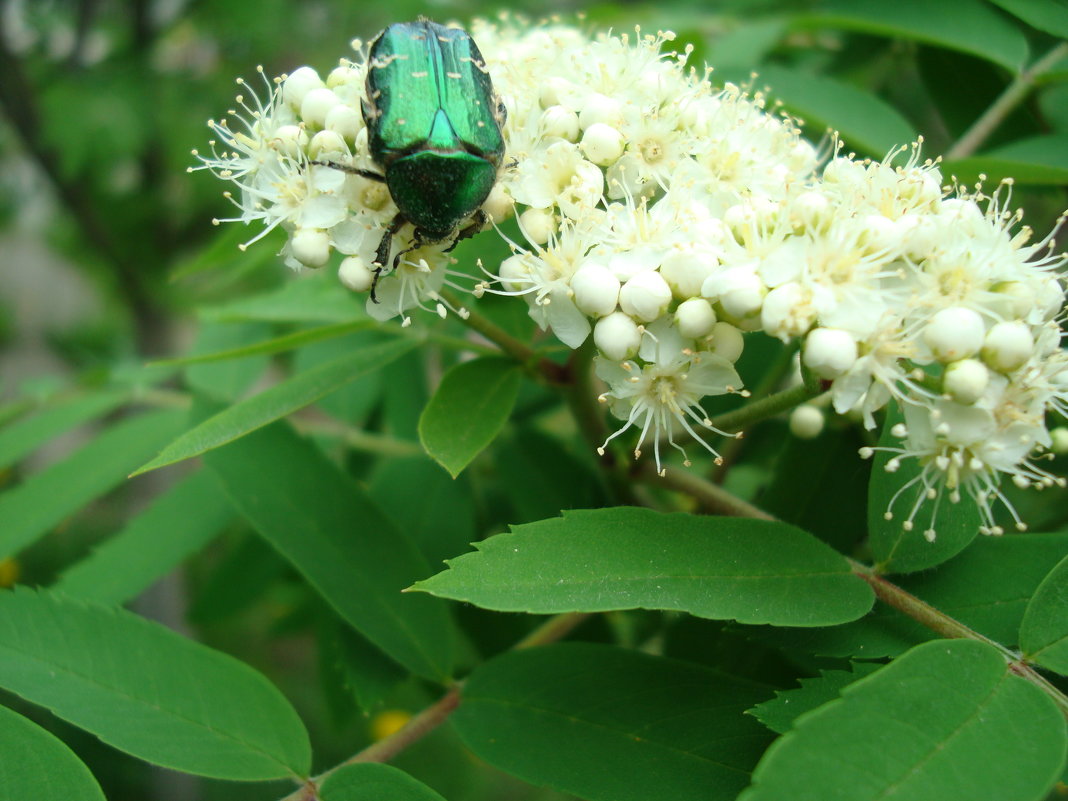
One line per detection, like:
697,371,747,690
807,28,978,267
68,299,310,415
0,16,161,351
710,367,823,434
440,290,569,384
946,41,1068,161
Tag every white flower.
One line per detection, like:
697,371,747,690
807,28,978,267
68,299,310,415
862,396,1063,539
597,320,744,474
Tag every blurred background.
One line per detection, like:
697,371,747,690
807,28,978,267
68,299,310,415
0,1,1065,799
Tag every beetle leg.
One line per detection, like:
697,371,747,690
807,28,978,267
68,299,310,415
308,160,385,183
443,210,489,254
371,214,407,303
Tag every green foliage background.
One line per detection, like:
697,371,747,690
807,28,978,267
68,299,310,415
0,1,1067,800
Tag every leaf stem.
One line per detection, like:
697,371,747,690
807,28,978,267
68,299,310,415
946,41,1068,161
278,611,588,799
850,559,1068,719
709,371,823,434
640,461,775,520
440,290,568,384
633,464,1068,715
849,560,1000,644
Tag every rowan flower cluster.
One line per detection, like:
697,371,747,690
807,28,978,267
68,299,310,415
193,17,1068,538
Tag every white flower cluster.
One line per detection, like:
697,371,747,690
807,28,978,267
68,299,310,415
194,18,1068,537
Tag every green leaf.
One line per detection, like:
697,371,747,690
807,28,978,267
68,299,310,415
383,348,429,441
370,456,477,569
943,134,1068,186
133,338,416,475
453,643,773,801
0,390,127,471
0,589,311,780
318,616,406,714
189,532,288,624
868,404,980,573
319,763,448,801
205,420,456,681
0,704,105,801
760,427,870,554
293,329,386,426
0,410,187,561
802,0,1029,72
988,0,1068,38
51,470,233,605
201,272,363,323
156,319,376,367
183,321,273,403
752,66,916,156
419,357,521,477
1020,552,1068,674
748,663,881,734
707,18,789,68
496,426,606,524
415,508,874,627
740,640,1067,801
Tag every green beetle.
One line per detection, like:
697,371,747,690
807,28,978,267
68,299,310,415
315,19,506,301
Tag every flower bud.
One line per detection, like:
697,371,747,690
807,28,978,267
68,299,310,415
704,268,765,320
541,105,580,142
594,312,641,361
580,123,625,166
762,283,813,340
705,322,744,363
308,129,348,160
291,228,331,268
270,124,309,159
1051,427,1068,455
301,87,341,129
519,207,555,245
326,64,359,89
675,298,716,338
282,66,325,109
896,213,941,260
578,93,624,129
792,191,831,229
539,76,574,109
660,248,716,298
924,306,985,362
988,281,1034,320
860,214,897,252
619,271,672,322
803,327,858,379
498,254,530,293
981,321,1033,372
571,263,620,317
822,157,862,184
477,184,512,224
339,256,374,292
789,405,825,439
325,104,362,141
943,358,989,405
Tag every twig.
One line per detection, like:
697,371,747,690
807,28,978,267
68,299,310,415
440,290,569,384
0,15,162,352
946,41,1068,161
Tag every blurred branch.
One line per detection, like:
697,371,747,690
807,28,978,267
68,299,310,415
0,14,163,352
946,41,1068,161
68,0,99,67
